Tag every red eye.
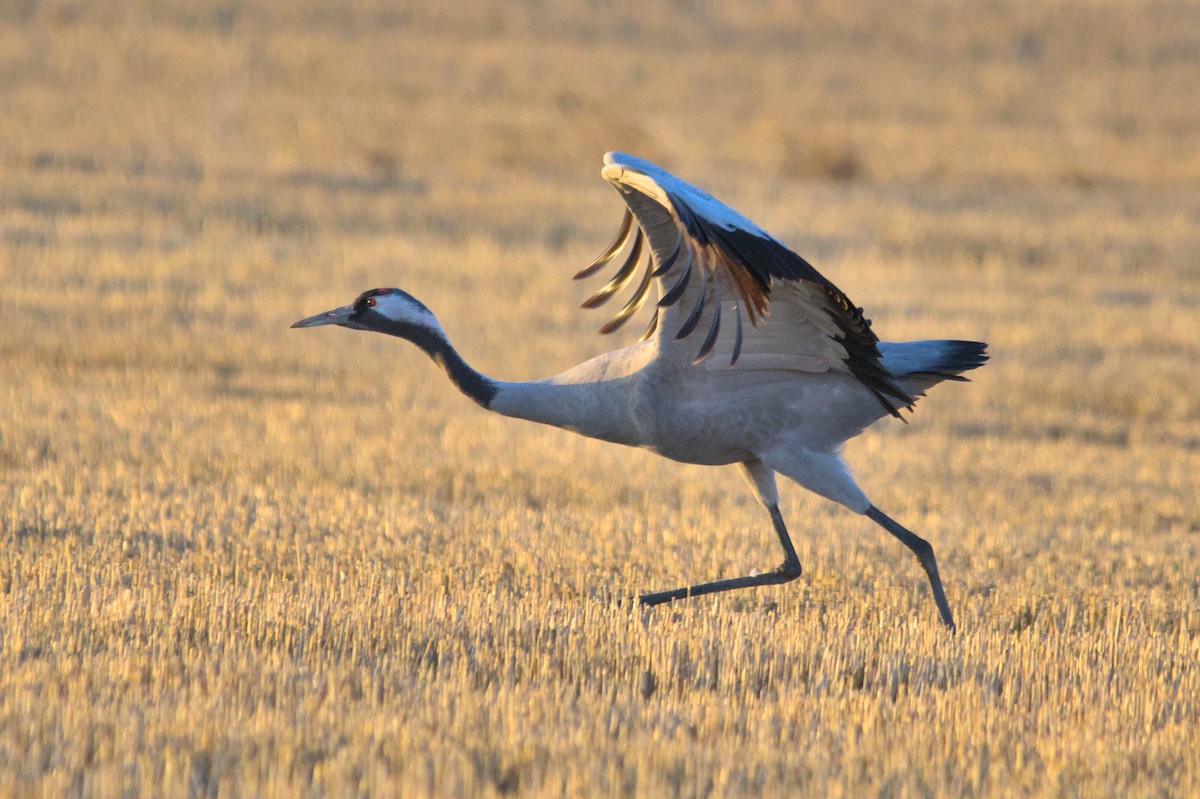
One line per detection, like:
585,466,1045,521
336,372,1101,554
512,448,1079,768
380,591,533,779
366,297,377,308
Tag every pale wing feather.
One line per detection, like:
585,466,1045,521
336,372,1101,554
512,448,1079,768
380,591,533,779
581,152,914,416
701,281,849,373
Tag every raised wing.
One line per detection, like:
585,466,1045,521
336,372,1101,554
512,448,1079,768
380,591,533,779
577,151,913,418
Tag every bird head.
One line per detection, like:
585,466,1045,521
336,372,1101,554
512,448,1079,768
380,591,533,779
291,288,439,338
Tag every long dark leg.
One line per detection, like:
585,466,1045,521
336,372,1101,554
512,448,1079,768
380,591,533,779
866,506,956,632
638,505,802,606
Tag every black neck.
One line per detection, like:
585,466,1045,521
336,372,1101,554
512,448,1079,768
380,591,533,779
380,320,498,408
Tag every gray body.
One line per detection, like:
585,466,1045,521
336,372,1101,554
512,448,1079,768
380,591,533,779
493,332,968,513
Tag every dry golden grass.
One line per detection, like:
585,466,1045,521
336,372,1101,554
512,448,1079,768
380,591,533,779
2,1,1199,796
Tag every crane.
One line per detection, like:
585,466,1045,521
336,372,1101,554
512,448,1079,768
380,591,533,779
292,152,987,631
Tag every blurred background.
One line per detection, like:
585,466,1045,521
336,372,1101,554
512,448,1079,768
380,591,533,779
4,0,1196,462
1,1,1197,796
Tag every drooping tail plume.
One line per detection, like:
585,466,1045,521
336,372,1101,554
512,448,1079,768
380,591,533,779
880,339,989,385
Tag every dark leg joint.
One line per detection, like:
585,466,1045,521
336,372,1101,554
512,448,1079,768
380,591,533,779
777,556,801,581
866,505,957,632
636,503,802,607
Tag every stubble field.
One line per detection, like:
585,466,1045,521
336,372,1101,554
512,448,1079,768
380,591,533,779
1,1,1198,796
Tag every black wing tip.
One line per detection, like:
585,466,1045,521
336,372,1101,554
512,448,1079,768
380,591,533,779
873,389,914,421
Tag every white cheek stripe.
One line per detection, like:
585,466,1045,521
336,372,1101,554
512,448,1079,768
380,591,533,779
373,292,434,324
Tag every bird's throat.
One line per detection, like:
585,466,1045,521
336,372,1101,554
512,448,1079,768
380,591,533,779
383,320,499,408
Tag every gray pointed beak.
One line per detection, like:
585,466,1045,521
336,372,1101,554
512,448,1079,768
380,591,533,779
291,304,355,329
